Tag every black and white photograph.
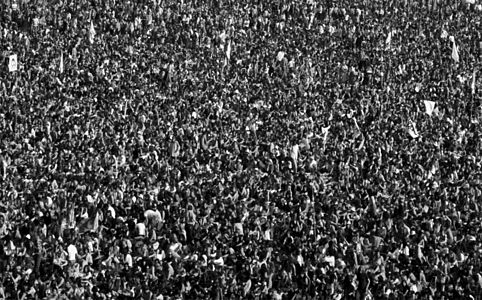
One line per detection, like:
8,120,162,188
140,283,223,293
0,0,481,299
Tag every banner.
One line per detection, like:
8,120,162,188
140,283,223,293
8,54,17,72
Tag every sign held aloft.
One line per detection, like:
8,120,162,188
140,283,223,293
8,54,17,72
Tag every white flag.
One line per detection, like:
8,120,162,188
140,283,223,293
424,101,436,116
385,31,393,49
88,21,96,44
59,52,64,74
224,40,232,67
451,39,459,63
8,54,17,72
322,126,330,144
226,40,232,60
472,69,476,95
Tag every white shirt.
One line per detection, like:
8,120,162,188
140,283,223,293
136,222,146,236
67,244,78,262
125,253,133,268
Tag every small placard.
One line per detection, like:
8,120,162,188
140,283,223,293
8,54,18,72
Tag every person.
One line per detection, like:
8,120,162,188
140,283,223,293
67,242,79,264
0,213,9,239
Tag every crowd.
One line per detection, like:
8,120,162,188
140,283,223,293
0,0,481,299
